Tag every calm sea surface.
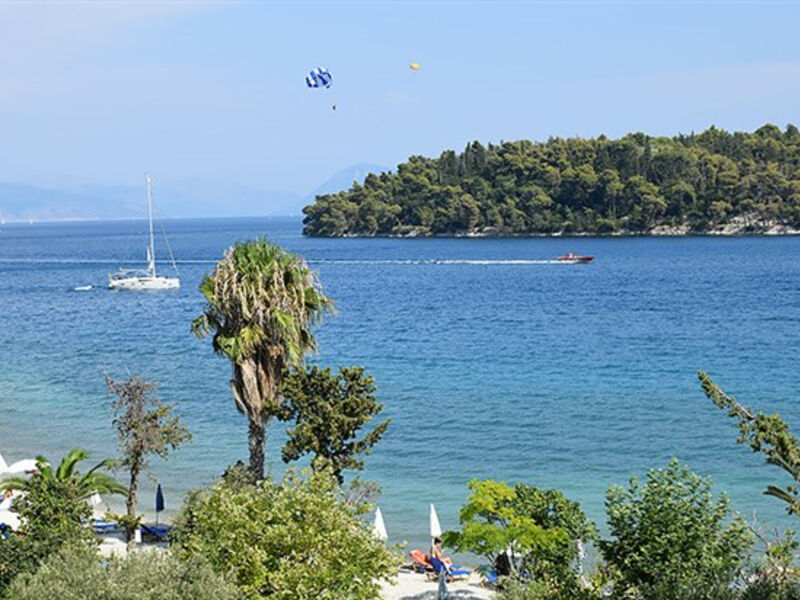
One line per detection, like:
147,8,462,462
1,217,799,547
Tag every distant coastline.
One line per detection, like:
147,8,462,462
306,217,800,238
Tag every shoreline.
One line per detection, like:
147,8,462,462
307,225,800,239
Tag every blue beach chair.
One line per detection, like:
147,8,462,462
430,556,471,581
141,524,171,541
92,518,120,534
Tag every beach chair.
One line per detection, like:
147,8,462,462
92,518,120,534
408,549,434,574
430,556,471,581
141,524,171,541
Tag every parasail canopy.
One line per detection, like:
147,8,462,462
409,62,421,71
306,67,333,89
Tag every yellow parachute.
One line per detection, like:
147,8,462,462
409,62,421,71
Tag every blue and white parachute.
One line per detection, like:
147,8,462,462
305,67,332,89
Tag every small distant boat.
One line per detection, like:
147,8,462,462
109,174,180,291
74,285,93,292
557,253,594,263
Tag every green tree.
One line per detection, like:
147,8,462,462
602,458,751,599
443,479,595,591
0,448,121,592
0,447,125,500
106,376,192,541
699,372,800,515
192,239,333,481
280,365,391,483
172,470,399,600
7,542,239,600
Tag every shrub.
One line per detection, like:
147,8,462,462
172,469,399,599
444,479,596,595
602,458,752,599
6,542,238,599
0,458,97,592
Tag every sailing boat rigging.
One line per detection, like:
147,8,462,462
109,174,180,290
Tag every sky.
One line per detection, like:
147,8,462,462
1,0,799,194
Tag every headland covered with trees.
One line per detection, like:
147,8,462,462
302,124,800,237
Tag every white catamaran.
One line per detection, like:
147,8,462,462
109,174,180,290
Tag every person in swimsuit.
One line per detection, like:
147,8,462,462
430,537,453,566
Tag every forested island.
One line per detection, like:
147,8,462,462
302,124,800,237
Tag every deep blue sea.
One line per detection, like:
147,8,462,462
1,217,799,548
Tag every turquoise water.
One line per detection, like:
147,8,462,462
1,217,799,548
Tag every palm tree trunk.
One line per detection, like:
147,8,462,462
248,416,266,482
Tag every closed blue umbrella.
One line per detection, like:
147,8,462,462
155,484,164,524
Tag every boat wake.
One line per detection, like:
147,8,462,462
1,258,578,266
309,259,572,265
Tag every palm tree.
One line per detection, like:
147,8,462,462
0,447,126,499
192,239,333,481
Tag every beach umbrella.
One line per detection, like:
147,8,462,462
0,510,20,530
155,483,164,524
373,506,388,541
89,492,102,507
429,503,442,539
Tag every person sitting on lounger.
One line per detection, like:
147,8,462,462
430,537,452,566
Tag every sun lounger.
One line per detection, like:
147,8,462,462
92,519,120,534
141,523,171,541
408,549,434,573
430,556,471,581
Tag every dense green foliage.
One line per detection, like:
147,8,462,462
280,365,391,482
303,124,800,236
107,376,191,539
443,479,595,594
171,469,399,599
0,447,125,501
6,542,238,600
700,372,800,515
602,458,752,599
192,238,333,481
0,450,109,593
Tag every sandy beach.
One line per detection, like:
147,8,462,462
380,570,494,600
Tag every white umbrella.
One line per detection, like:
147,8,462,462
429,503,442,539
373,507,388,541
89,492,102,507
0,510,21,530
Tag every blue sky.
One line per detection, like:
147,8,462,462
1,1,799,194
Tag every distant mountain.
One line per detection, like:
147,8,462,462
0,163,389,222
304,163,391,201
0,183,142,221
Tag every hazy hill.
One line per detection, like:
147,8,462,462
0,162,389,222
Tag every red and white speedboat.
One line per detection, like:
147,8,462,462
557,253,594,263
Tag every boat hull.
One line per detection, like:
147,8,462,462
557,254,594,263
109,276,180,291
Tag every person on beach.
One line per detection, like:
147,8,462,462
430,537,452,566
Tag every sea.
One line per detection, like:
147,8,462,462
1,217,799,550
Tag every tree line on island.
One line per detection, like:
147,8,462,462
4,239,800,599
303,124,800,237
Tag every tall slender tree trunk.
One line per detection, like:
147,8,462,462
126,460,140,542
248,417,266,482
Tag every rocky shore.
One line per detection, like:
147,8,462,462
317,215,800,238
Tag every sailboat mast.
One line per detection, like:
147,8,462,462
146,173,156,276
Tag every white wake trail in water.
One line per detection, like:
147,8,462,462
0,258,574,266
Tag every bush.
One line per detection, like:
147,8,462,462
444,479,596,595
0,464,96,592
6,542,238,599
740,578,800,600
602,458,752,599
172,469,400,599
